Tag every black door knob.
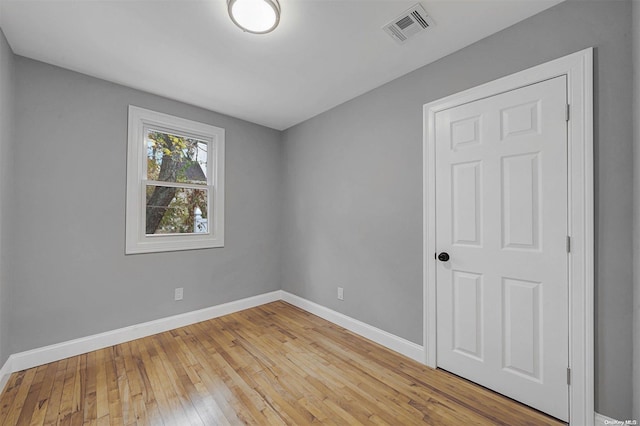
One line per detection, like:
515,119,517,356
438,252,450,262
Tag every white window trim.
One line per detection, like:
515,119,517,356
125,105,225,254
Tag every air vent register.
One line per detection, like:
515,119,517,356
383,4,435,44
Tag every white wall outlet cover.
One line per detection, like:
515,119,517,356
174,288,184,301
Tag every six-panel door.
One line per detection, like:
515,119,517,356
435,76,569,421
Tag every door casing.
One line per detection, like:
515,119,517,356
422,48,593,425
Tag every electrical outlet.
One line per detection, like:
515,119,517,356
174,287,184,301
337,287,344,300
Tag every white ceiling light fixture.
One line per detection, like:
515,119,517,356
228,0,281,34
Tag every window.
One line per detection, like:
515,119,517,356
126,106,225,254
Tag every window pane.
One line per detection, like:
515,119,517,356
145,185,209,235
146,129,208,184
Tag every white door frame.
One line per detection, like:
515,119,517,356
423,48,593,425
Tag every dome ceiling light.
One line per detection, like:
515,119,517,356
227,0,281,34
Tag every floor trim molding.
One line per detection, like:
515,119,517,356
0,290,282,390
0,356,12,395
0,290,426,390
0,289,604,425
281,291,425,363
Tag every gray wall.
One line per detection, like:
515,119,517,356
0,0,635,421
0,28,14,365
633,0,640,420
8,57,282,356
282,0,633,420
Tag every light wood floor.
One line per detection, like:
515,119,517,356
0,301,563,425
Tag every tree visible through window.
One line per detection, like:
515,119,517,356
145,130,209,235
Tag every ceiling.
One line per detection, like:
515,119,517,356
0,0,562,130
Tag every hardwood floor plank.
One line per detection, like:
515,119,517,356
168,332,234,425
0,301,565,426
1,367,37,426
149,333,204,425
95,349,110,422
42,359,68,425
14,364,47,425
130,337,183,425
82,351,97,423
189,322,269,424
27,361,58,425
105,347,124,426
114,342,140,425
0,370,25,421
122,341,159,425
57,357,79,423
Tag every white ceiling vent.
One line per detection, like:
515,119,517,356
383,4,435,44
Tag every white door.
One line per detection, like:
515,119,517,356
435,76,569,421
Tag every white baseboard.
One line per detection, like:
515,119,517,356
0,289,428,394
0,289,426,391
0,288,609,425
0,356,12,394
0,290,282,390
281,291,425,363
